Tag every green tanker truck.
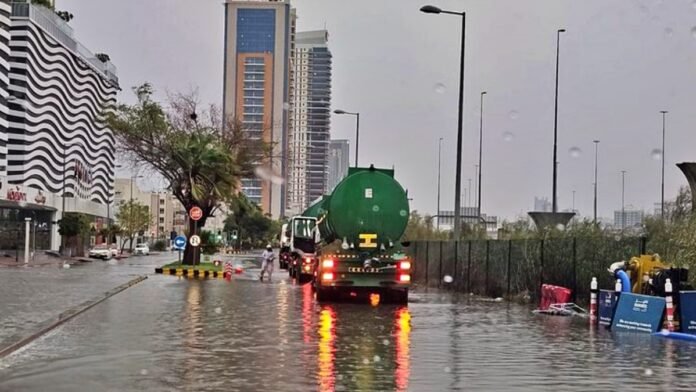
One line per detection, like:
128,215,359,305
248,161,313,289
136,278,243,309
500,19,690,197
285,165,412,303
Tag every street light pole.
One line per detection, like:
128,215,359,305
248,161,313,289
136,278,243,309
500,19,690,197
333,109,360,167
593,140,599,224
660,110,668,218
478,91,486,221
621,170,626,230
420,5,466,239
437,137,443,230
552,28,566,213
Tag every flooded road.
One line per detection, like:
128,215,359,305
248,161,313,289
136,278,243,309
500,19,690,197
1,262,695,391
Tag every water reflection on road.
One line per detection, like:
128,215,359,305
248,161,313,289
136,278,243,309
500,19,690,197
1,272,696,391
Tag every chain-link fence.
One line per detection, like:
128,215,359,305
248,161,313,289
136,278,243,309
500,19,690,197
408,237,646,304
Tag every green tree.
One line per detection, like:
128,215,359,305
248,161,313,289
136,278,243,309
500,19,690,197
108,84,269,264
58,213,91,256
31,0,54,10
224,198,280,249
115,200,151,252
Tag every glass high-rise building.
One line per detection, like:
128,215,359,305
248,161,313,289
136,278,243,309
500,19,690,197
223,0,293,218
286,30,332,214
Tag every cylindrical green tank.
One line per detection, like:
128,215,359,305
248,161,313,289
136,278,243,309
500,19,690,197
302,166,410,248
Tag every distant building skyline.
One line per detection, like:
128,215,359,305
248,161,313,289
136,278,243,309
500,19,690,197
327,139,349,193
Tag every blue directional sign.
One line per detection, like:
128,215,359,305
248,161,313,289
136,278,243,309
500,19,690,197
679,291,696,335
610,292,665,333
174,235,187,250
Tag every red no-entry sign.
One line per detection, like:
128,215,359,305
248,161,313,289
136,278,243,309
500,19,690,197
189,206,203,221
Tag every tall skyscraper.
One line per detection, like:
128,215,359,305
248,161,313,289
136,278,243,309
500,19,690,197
286,30,332,214
327,139,349,193
222,0,293,218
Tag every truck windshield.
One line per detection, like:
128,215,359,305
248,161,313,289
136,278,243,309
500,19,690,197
293,218,316,239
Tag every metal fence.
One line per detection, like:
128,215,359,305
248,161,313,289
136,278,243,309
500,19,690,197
407,237,646,303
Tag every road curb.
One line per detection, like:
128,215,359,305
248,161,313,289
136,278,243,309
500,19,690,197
0,275,148,359
154,268,225,279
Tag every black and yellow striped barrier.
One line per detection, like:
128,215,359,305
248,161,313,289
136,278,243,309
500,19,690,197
155,268,225,279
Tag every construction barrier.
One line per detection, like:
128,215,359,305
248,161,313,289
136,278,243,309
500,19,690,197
154,268,225,279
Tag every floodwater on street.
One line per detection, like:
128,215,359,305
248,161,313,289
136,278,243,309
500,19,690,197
1,262,696,391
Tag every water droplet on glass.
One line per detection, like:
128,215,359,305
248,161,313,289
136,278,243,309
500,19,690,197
214,307,222,314
509,110,519,120
568,147,582,158
140,369,149,376
502,132,515,142
555,224,565,231
434,83,446,94
382,339,390,346
63,263,71,269
443,275,453,283
362,358,370,365
444,366,452,373
282,102,290,111
664,27,674,37
651,148,663,160
692,1,696,10
373,355,381,363
644,368,654,376
337,374,344,381
691,26,696,39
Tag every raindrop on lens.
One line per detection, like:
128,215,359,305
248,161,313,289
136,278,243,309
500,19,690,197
651,149,663,160
373,355,381,363
443,275,453,283
434,83,446,94
569,147,582,158
555,224,565,231
502,132,515,142
444,366,452,373
362,358,370,365
382,339,390,346
509,110,519,120
664,27,673,37
282,102,290,111
214,307,222,314
644,368,654,376
140,369,149,376
691,26,696,39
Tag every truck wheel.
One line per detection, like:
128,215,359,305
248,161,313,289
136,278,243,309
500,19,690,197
316,287,333,302
390,289,408,304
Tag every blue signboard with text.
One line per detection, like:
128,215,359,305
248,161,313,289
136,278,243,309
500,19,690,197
610,292,665,333
679,291,696,335
598,290,618,326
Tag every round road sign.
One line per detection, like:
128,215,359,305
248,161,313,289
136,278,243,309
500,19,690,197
173,235,187,249
189,235,201,247
189,207,203,221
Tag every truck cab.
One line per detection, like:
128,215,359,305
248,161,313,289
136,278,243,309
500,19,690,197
283,216,318,282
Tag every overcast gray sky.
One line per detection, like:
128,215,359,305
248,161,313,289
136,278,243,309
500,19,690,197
59,0,696,221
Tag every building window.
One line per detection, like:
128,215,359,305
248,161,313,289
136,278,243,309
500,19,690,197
237,9,276,53
159,217,164,223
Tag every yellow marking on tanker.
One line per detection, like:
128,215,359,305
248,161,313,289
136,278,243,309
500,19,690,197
359,233,378,248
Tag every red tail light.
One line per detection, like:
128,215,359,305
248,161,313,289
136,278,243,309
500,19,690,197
399,274,411,283
322,272,334,281
322,259,334,268
399,261,411,270
304,257,312,264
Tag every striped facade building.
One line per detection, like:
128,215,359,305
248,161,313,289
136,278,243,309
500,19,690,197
0,0,11,178
0,1,118,252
